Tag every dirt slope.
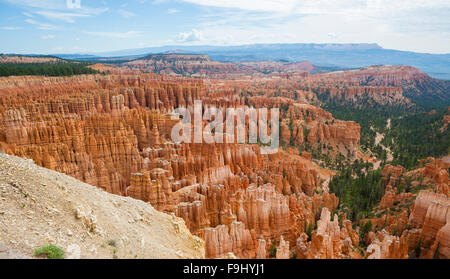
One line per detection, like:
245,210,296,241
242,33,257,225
0,153,204,259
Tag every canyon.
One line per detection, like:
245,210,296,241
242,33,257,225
0,61,448,259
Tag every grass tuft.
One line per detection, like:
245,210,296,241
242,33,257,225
33,245,65,259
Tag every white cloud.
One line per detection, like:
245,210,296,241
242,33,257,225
25,18,58,30
0,26,23,30
181,0,298,12
3,0,450,53
5,0,108,13
66,0,81,9
3,0,68,10
182,0,450,35
35,10,90,23
6,0,108,23
176,29,205,42
179,0,450,53
85,30,142,38
118,9,135,19
41,34,55,39
328,33,337,39
23,12,34,18
181,0,450,14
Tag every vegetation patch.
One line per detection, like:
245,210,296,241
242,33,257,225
33,245,65,259
0,62,98,77
329,169,384,223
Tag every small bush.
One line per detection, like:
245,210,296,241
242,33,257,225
33,245,65,259
359,221,373,247
290,251,297,259
108,239,117,247
268,241,277,258
306,222,314,241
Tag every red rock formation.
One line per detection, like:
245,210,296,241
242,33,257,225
0,73,348,258
295,208,360,259
245,97,361,158
237,61,315,74
200,222,256,259
256,239,267,259
12,69,446,259
408,191,450,258
292,65,450,108
443,114,450,130
423,158,450,186
366,230,409,259
379,185,414,210
276,236,290,259
123,54,247,78
381,165,406,185
0,54,62,64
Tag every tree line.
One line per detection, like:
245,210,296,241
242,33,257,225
0,62,98,77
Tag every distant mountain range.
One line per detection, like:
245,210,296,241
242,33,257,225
118,53,336,77
52,43,450,80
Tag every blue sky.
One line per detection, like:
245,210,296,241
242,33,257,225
0,0,449,54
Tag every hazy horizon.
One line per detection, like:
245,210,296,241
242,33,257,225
2,42,450,57
1,0,450,55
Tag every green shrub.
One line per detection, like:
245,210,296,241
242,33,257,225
268,241,277,258
108,239,117,247
305,222,314,241
33,245,65,259
290,251,297,259
359,221,373,247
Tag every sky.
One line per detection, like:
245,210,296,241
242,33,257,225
0,0,449,54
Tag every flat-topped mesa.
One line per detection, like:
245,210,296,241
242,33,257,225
237,60,315,74
0,54,63,64
313,66,427,86
294,65,450,108
123,54,247,77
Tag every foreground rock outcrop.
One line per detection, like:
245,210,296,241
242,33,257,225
0,153,204,259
